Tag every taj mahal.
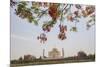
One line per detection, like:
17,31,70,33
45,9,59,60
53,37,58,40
42,48,65,59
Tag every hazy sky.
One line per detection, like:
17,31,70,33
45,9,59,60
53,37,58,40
10,3,95,60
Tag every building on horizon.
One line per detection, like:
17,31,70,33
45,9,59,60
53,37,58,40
42,48,65,59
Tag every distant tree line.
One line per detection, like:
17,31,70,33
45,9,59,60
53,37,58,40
11,51,95,64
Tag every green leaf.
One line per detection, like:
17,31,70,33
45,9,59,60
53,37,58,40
33,19,38,25
42,23,47,29
34,8,40,14
70,27,77,32
31,6,36,9
19,1,27,6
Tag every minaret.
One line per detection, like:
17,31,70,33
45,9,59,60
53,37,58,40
43,49,45,58
62,48,64,58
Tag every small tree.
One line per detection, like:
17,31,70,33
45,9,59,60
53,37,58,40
19,57,23,61
77,51,87,59
88,54,95,60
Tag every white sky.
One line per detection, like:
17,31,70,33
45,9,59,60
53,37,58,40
10,2,95,60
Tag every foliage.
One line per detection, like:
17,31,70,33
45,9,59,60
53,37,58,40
11,1,95,43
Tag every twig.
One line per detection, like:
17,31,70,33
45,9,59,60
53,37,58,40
38,9,48,18
62,4,71,12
